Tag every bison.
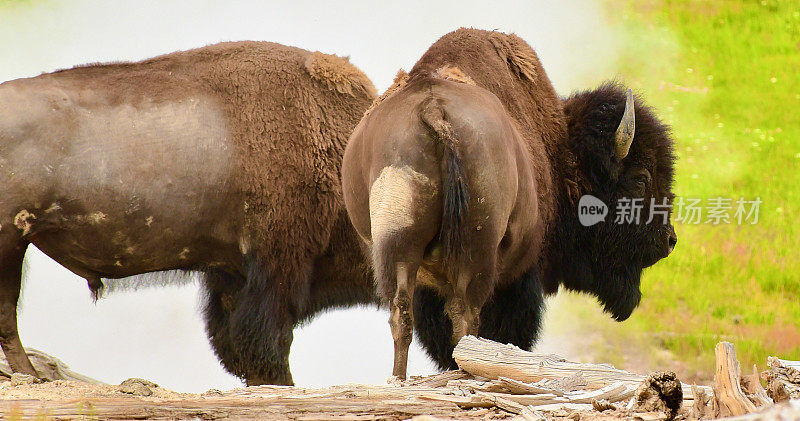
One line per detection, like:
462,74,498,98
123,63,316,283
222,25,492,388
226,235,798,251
342,28,677,378
0,39,545,386
0,41,383,385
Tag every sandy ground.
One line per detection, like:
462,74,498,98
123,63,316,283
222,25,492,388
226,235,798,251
0,378,191,402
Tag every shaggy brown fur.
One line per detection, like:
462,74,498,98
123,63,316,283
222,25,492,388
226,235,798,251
305,52,376,97
0,41,377,385
406,30,577,287
343,28,677,376
432,65,475,85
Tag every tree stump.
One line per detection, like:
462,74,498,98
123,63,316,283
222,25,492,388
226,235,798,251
714,342,757,417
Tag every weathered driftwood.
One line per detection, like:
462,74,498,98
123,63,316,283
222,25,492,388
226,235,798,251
721,399,800,421
741,364,772,407
407,370,472,388
0,348,101,384
592,398,617,412
498,376,569,396
540,371,589,392
518,406,547,421
452,335,707,400
764,356,800,402
0,369,647,419
2,393,467,420
691,384,716,419
631,371,682,420
713,342,757,417
564,382,633,404
4,339,800,420
453,336,641,388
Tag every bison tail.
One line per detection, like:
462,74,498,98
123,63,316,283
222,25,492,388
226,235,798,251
419,99,470,270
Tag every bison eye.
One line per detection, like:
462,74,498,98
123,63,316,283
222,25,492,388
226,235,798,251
629,169,651,187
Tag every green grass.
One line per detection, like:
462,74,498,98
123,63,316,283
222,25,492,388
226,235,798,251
0,0,37,6
598,0,800,375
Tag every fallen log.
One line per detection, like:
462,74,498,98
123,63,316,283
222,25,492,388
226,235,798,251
453,336,640,388
497,376,568,396
452,335,707,400
0,348,102,384
564,382,633,404
407,370,471,388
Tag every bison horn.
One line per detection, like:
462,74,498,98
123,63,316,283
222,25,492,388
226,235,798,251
614,89,636,160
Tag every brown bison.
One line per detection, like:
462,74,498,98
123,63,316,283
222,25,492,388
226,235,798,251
0,41,381,385
0,39,548,386
342,28,677,378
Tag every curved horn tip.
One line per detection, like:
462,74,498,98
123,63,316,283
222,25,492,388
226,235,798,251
614,89,636,160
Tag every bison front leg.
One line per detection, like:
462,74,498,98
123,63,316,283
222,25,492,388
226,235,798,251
0,239,37,377
231,263,298,386
388,262,419,380
202,258,300,386
200,269,251,383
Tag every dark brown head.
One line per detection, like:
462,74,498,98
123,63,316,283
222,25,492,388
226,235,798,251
558,82,677,321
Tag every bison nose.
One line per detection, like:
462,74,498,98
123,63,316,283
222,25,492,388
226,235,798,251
667,231,678,254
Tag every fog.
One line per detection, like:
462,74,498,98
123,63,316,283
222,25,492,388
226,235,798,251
0,0,621,392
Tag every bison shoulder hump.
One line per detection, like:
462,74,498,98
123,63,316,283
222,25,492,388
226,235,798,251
488,33,540,84
304,52,376,99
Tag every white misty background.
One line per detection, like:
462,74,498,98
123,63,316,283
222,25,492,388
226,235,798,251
0,0,621,392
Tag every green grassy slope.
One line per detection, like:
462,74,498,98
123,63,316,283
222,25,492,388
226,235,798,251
602,0,800,374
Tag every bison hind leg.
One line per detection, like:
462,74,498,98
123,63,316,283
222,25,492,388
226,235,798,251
413,268,545,369
372,233,427,380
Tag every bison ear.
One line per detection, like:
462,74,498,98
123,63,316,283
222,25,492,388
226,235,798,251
489,33,540,84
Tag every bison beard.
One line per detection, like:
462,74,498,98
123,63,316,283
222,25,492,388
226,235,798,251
414,268,545,370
